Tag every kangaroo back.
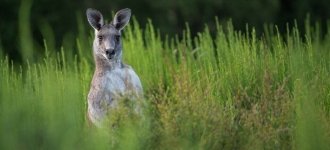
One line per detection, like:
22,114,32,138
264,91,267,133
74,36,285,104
86,8,143,126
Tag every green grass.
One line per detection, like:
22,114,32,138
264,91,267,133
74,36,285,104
1,15,330,149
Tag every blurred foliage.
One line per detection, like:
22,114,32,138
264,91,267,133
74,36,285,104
0,0,330,63
1,15,330,149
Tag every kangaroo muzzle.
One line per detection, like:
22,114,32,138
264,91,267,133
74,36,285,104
105,49,115,59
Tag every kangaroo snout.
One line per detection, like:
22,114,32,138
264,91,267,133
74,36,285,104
105,49,115,59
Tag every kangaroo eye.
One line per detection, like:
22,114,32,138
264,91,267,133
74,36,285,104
98,36,103,41
115,35,120,42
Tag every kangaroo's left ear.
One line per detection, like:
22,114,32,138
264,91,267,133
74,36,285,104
86,8,105,30
111,8,131,31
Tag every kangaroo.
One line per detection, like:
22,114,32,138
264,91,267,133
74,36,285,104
86,8,143,126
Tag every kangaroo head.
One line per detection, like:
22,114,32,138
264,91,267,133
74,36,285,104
86,8,131,60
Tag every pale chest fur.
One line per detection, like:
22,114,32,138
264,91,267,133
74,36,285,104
103,67,142,98
87,64,142,126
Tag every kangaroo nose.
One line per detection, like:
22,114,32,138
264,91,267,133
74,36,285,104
105,49,115,59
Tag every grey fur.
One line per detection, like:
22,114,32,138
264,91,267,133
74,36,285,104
86,8,143,126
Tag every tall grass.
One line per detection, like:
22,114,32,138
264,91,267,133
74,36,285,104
1,14,330,149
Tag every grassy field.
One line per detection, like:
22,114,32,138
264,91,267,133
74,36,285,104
1,15,330,149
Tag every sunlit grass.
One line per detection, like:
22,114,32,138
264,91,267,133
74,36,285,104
1,15,330,149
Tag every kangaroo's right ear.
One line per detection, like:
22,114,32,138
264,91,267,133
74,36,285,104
86,8,105,30
112,8,131,31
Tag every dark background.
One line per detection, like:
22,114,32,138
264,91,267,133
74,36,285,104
1,0,330,62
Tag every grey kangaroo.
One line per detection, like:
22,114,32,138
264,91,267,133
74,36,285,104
86,8,143,126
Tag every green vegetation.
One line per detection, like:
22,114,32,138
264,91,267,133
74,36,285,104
3,0,330,62
1,16,330,149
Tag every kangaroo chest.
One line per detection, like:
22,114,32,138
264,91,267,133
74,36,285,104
87,66,142,126
104,68,140,97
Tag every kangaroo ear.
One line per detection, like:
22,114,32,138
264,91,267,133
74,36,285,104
112,8,131,30
86,8,105,30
